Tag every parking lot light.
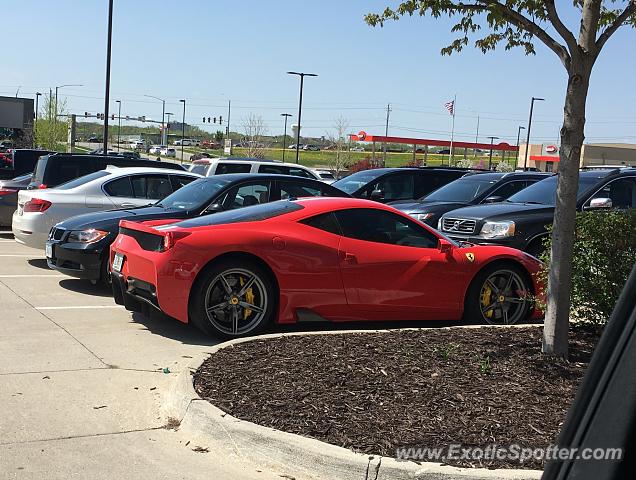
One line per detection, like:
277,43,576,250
287,72,318,164
179,99,186,163
523,97,545,170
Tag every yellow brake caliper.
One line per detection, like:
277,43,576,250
239,277,255,320
481,284,493,318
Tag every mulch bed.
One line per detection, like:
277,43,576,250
193,325,600,470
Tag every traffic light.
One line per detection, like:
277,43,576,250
202,117,206,123
212,117,216,124
111,114,115,120
84,112,89,117
219,116,222,124
207,117,211,123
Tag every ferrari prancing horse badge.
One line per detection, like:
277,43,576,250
465,253,475,262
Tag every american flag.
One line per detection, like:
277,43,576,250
444,100,455,116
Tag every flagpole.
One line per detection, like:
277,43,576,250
449,94,456,166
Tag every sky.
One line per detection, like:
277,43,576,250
2,0,635,146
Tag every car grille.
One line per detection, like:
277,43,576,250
441,217,477,235
49,227,65,241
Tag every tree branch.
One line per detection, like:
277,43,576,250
477,1,571,68
544,0,579,53
596,1,636,52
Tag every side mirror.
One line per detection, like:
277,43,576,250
438,238,454,254
483,195,504,204
585,197,613,210
203,203,224,214
370,189,384,201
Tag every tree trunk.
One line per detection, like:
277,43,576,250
542,57,593,358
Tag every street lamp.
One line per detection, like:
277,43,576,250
144,95,166,144
287,71,317,164
34,92,41,143
515,126,526,164
487,136,499,170
523,97,545,170
55,84,83,120
179,99,186,163
280,113,292,161
102,0,114,154
165,112,173,145
115,100,122,150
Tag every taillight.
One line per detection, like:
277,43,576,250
23,198,52,213
162,231,190,251
0,188,17,196
37,184,48,189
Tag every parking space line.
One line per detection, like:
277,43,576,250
0,254,40,257
0,274,66,278
35,305,124,310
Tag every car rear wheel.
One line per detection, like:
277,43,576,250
465,264,533,325
191,260,275,339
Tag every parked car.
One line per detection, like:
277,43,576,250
331,167,477,203
148,145,165,155
160,147,177,158
87,136,102,143
303,144,320,151
48,174,349,285
90,149,141,159
128,141,145,150
438,167,636,257
0,149,55,180
174,139,199,147
110,197,543,339
189,157,321,180
392,171,550,226
13,167,200,250
0,140,14,151
313,169,337,184
27,153,186,190
201,140,221,149
0,172,32,227
350,146,365,152
288,144,304,149
437,149,451,155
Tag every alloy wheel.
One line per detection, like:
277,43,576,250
479,269,530,325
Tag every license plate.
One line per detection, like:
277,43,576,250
112,253,124,273
17,204,23,216
45,242,53,259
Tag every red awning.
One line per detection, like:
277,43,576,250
349,132,517,152
530,155,560,163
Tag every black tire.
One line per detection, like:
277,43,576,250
100,254,112,288
190,258,276,339
464,263,533,325
526,237,547,259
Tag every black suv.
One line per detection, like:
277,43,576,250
0,149,55,180
29,153,185,190
332,167,476,203
391,171,550,226
438,167,636,257
47,174,349,285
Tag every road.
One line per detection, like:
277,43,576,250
0,234,279,480
76,142,201,164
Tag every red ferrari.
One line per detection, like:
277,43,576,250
110,197,543,338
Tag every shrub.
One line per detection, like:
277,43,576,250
495,161,514,172
540,209,636,325
455,158,474,168
347,156,381,173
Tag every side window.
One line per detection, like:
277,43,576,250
414,172,457,198
589,177,636,209
216,163,252,174
334,208,438,248
373,173,415,201
490,181,529,200
104,177,133,197
288,167,314,179
145,175,173,199
220,182,271,209
189,165,207,175
280,181,322,199
131,176,147,198
300,212,342,235
258,165,289,175
170,175,196,191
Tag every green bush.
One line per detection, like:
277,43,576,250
541,209,636,325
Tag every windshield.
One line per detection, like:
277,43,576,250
332,170,386,194
158,177,232,210
507,174,602,206
55,170,112,190
424,176,500,202
12,173,33,182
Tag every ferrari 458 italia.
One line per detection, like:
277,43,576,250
110,197,543,338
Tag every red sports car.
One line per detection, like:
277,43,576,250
110,197,543,338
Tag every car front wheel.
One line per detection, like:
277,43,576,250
190,260,275,339
465,264,533,325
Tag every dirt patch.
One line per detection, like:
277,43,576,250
193,325,599,470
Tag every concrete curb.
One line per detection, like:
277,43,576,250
165,326,543,480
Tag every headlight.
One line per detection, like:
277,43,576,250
411,212,434,222
67,229,109,244
437,218,443,230
479,221,516,239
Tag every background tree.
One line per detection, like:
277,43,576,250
366,1,636,358
325,116,351,176
36,92,68,151
242,113,268,158
214,130,224,143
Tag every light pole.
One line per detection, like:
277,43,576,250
515,126,526,165
523,97,545,170
165,112,173,145
487,136,499,170
115,100,121,150
179,99,186,163
55,84,83,120
280,113,292,161
102,0,114,154
34,92,41,144
287,71,317,164
144,95,166,145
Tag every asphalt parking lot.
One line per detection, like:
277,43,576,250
0,232,279,480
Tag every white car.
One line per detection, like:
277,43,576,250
12,167,200,250
129,141,145,150
149,145,165,155
312,169,336,184
174,139,199,147
188,158,322,180
160,147,177,158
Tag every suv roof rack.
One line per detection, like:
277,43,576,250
580,165,634,171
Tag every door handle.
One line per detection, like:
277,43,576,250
119,203,136,208
343,252,357,264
